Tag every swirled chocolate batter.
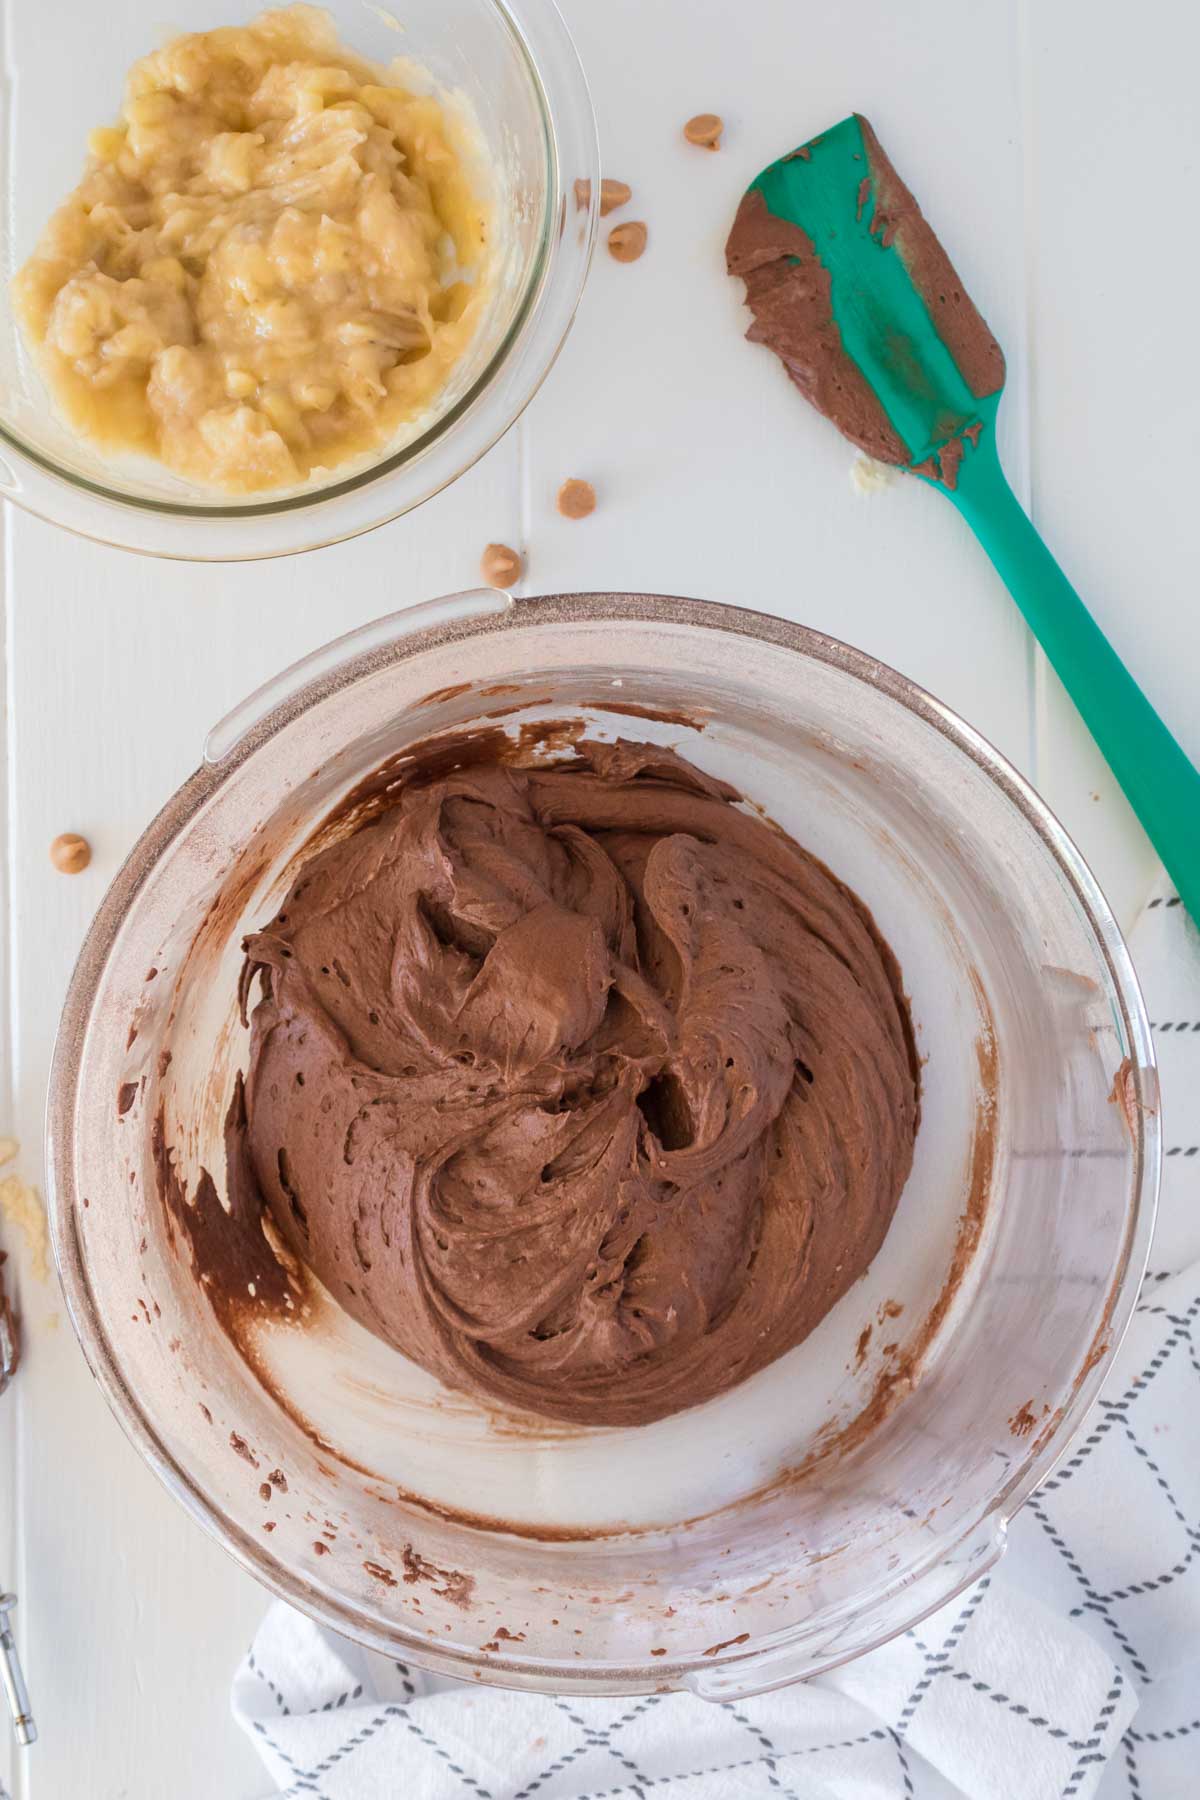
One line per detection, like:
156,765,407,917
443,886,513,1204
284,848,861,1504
233,738,919,1427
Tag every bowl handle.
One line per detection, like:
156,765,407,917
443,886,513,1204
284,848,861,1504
680,1517,1008,1702
203,587,513,765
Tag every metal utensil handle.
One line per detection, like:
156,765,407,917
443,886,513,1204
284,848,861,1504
0,1299,16,1393
0,1595,36,1747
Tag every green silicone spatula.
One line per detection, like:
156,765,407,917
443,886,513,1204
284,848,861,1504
727,114,1200,922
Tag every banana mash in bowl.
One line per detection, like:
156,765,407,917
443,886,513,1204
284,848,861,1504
0,0,598,555
15,7,490,493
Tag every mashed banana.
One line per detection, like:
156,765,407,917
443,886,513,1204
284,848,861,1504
13,6,489,492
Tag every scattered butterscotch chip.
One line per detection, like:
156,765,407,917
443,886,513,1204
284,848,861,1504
600,178,632,216
575,177,633,217
684,113,723,150
557,479,596,520
50,832,91,874
607,221,647,263
480,542,522,588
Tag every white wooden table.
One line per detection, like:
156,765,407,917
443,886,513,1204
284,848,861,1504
1,1,1196,1793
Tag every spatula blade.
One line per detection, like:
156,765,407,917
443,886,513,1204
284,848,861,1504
727,115,1005,488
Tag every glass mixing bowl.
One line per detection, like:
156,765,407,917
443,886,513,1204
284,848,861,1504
46,591,1158,1696
0,0,597,559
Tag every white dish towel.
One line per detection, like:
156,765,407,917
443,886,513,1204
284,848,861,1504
233,883,1200,1800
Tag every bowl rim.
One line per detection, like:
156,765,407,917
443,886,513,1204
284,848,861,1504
44,590,1161,1693
0,0,600,558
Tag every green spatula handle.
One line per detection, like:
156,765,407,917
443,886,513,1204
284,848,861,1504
950,434,1200,921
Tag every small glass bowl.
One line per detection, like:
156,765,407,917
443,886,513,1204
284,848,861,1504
0,0,598,559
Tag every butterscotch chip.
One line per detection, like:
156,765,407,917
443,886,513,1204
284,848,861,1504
607,221,647,263
600,178,632,216
480,542,522,588
557,479,596,520
684,113,723,150
574,178,633,216
50,832,91,874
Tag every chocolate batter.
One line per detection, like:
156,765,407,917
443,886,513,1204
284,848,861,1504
725,114,1004,480
233,739,919,1427
725,186,910,467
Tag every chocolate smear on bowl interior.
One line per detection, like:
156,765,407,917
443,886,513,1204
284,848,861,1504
401,1545,475,1607
154,1085,300,1339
